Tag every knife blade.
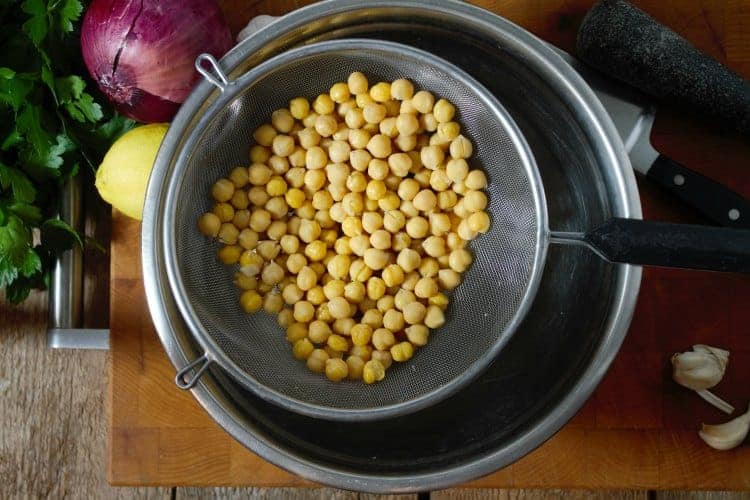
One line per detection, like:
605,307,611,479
552,47,750,229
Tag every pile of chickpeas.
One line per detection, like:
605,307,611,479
197,72,490,384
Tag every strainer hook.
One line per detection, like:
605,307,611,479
175,353,213,389
195,53,232,92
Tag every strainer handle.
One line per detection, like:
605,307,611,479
195,53,231,91
175,354,213,389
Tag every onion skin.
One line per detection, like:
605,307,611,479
81,0,233,123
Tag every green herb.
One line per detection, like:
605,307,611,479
0,0,135,303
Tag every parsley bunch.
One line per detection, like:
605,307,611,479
0,0,134,303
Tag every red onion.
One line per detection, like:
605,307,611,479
81,0,233,123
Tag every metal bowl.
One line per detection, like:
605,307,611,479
142,0,641,492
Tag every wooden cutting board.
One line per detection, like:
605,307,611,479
109,0,750,489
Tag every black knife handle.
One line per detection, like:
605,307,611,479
646,154,750,228
585,218,750,273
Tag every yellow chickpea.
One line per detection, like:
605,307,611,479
366,277,386,301
198,213,221,237
304,240,327,262
328,296,351,320
306,285,326,305
314,114,338,137
369,82,391,102
450,134,473,159
289,97,310,119
211,178,234,203
464,190,489,213
362,179,386,201
296,265,318,291
345,107,366,129
291,338,314,360
432,98,456,123
394,134,417,152
391,341,414,362
346,356,365,380
363,248,389,270
239,289,262,313
363,103,387,124
418,256,440,278
348,128,371,150
356,93,374,108
405,324,429,346
304,146,327,170
281,283,304,306
379,117,399,138
437,121,461,142
369,229,392,251
457,219,478,241
377,295,395,314
253,124,277,146
405,216,429,239
371,328,395,351
366,134,392,159
359,309,382,330
420,145,445,170
312,93,335,115
392,232,412,252
396,248,421,273
429,169,451,192
468,211,491,234
402,301,427,325
396,178,419,201
323,358,348,382
249,145,271,164
411,90,435,114
378,192,401,211
306,349,329,373
378,211,403,235
347,71,368,95
346,149,371,172
306,320,331,344
389,78,413,100
412,189,437,212
342,216,363,238
363,359,386,384
382,264,405,287
414,277,439,298
334,279,361,303
285,322,308,343
422,236,446,258
324,253,349,280
349,323,372,346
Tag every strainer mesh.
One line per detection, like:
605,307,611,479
170,43,540,413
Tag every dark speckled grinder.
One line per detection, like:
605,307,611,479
577,0,750,137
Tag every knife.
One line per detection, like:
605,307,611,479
552,47,750,228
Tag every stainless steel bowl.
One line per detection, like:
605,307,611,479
142,0,641,492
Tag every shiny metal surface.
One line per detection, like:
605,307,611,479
47,176,110,350
142,0,641,492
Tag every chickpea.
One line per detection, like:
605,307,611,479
348,234,371,257
405,324,429,346
389,78,414,100
372,350,393,370
368,81,391,102
437,121,461,142
285,168,306,189
468,211,491,234
296,266,318,291
356,93,374,109
366,134,392,159
210,179,234,203
411,189,437,212
338,282,363,306
378,191,401,211
411,90,435,114
428,169,451,192
253,124,277,147
347,356,365,380
422,236,446,258
413,169,431,188
420,145,445,170
328,183,347,202
267,155,290,176
261,261,285,285
436,191,457,212
289,147,307,167
286,322,308,343
432,98,456,123
249,145,271,164
394,288,416,311
312,93,334,115
365,179,387,201
297,127,320,150
306,349,329,373
381,264,405,287
333,317,355,336
277,308,294,328
465,169,488,190
405,216,429,239
359,309,381,329
372,328,396,351
198,213,221,237
314,114,338,138
271,134,294,157
323,358,348,382
347,71,368,95
438,268,462,291
463,190,488,213
347,149,371,172
363,103,387,124
377,295,395,313
381,153,409,178
292,338,314,360
391,341,414,362
345,108,365,129
263,292,284,314
415,277,439,298
324,254,349,280
396,248,421,273
363,248,389,270
342,216,363,238
457,219,478,241
421,113,438,133
327,333,349,353
305,146,328,170
306,320,331,344
289,97,310,119
348,128,371,150
429,292,449,311
393,134,416,152
449,134,473,159
239,289,262,313
297,219,321,244
363,359,386,384
392,232,412,252
403,301,427,325
304,240,327,262
328,296,351,319
366,277,386,301
231,205,249,225
418,257,440,278
325,140,349,164
395,112,419,136
233,272,258,291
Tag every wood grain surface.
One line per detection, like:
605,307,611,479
107,0,750,491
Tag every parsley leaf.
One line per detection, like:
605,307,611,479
21,0,48,47
57,0,83,34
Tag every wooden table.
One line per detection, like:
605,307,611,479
109,0,750,490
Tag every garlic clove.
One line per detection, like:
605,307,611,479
672,345,728,391
699,403,750,451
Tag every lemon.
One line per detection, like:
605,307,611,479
95,123,169,220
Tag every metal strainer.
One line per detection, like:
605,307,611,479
162,39,547,421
